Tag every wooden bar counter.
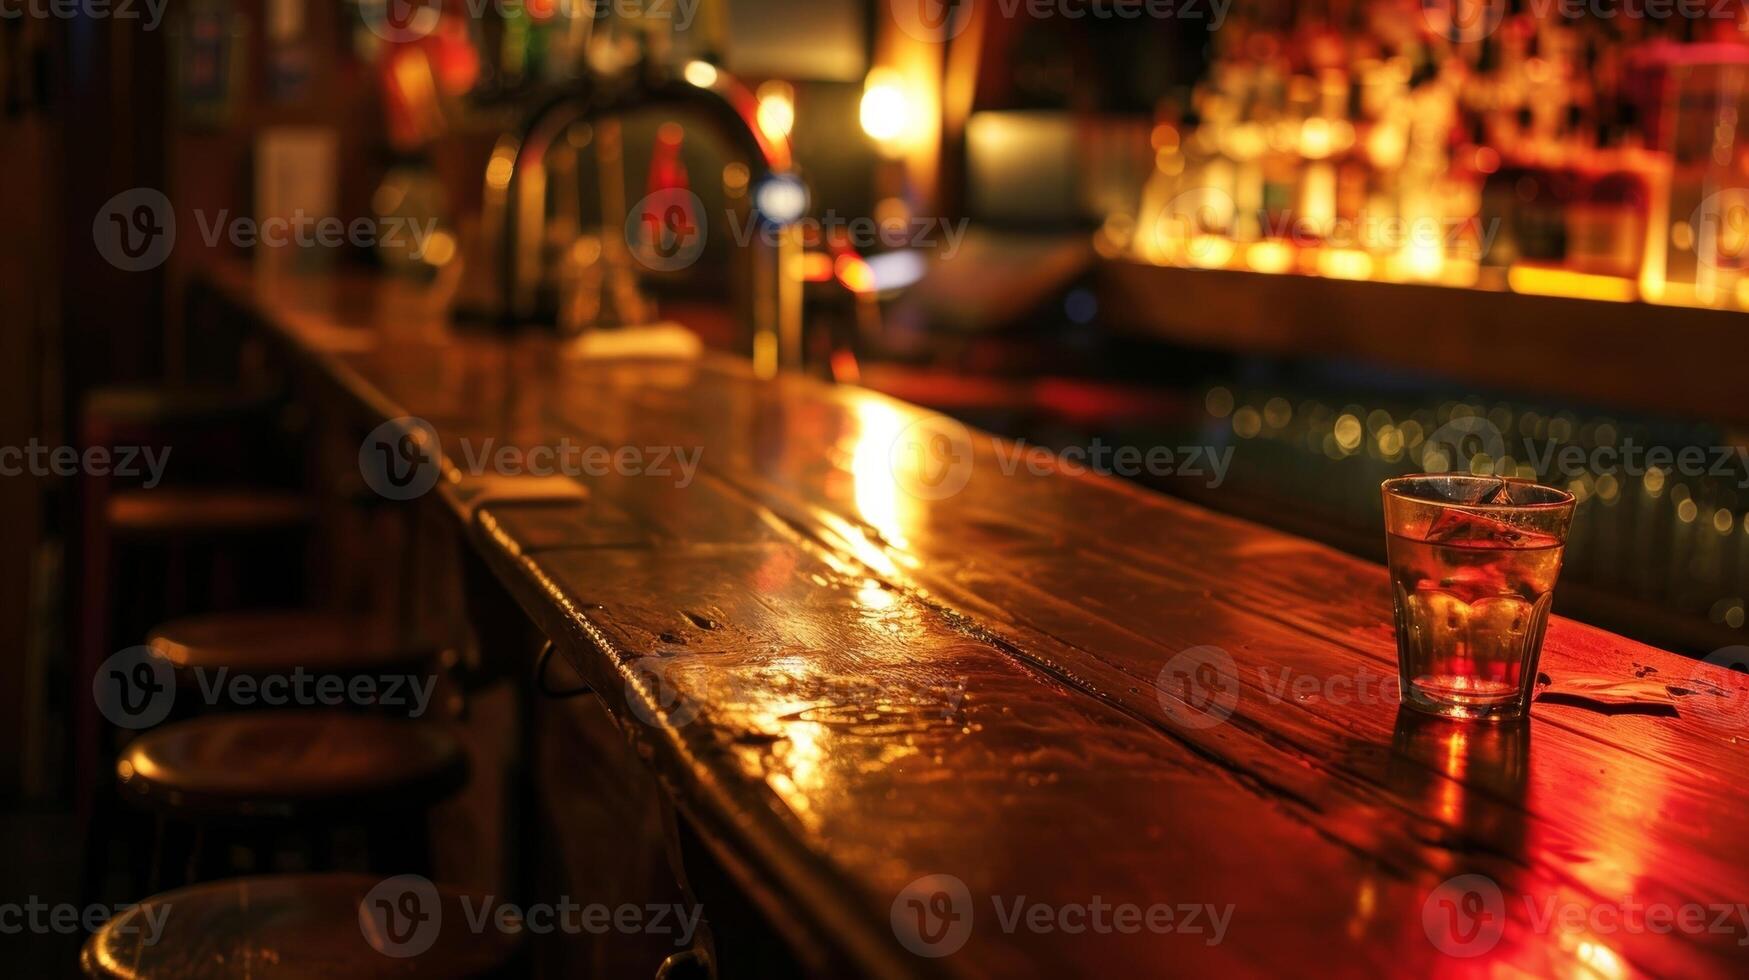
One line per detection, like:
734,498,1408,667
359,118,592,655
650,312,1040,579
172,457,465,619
203,264,1749,979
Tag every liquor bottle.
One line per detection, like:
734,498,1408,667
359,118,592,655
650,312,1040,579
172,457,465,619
1566,106,1652,281
1508,107,1568,264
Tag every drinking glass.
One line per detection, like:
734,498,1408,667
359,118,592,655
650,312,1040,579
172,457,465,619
1381,475,1576,721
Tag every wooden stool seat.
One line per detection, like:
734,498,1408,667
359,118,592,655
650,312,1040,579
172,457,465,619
148,610,426,676
81,873,519,978
108,489,313,536
118,712,467,821
83,385,280,427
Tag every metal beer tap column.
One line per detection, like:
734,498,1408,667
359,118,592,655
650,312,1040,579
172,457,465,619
471,56,805,377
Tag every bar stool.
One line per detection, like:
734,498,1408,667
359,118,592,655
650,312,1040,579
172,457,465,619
116,711,468,888
85,610,448,901
146,610,438,715
81,873,521,978
74,386,314,821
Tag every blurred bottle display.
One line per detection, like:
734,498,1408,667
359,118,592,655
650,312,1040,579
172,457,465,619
1134,0,1749,308
357,0,726,95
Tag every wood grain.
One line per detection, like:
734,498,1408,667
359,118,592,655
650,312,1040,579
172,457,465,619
207,264,1749,979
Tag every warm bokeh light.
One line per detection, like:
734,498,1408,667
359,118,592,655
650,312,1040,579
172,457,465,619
1318,249,1373,281
755,80,795,143
1508,266,1637,303
1245,241,1295,274
859,69,912,146
834,254,875,294
682,59,718,89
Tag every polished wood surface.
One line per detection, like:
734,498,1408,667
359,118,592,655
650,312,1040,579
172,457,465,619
118,712,467,820
207,264,1749,978
81,873,519,978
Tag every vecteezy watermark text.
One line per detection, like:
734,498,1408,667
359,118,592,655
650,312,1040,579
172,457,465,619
358,875,701,959
993,438,1233,488
0,0,168,30
885,415,1235,502
94,188,440,273
622,185,974,275
0,898,170,944
1158,189,1501,259
355,417,706,501
888,0,1230,44
1421,416,1749,488
1424,0,1740,46
457,896,703,943
0,441,170,487
361,0,701,43
890,874,1234,957
192,210,438,260
455,438,702,488
94,645,437,729
721,209,971,258
1522,439,1749,488
1424,873,1749,958
1154,646,1405,730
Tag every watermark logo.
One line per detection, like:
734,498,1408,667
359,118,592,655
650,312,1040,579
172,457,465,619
359,0,701,43
188,209,439,259
1160,186,1237,266
1155,645,1240,730
889,415,976,500
360,417,442,501
891,0,1231,40
723,209,970,259
994,439,1232,488
94,649,439,725
890,875,1233,957
456,896,701,941
1683,646,1749,733
1424,872,1749,956
0,898,171,943
360,875,442,958
1150,192,1499,266
1527,440,1749,488
0,441,171,487
1154,651,1404,729
620,189,972,274
94,188,175,273
891,874,975,957
887,425,1231,500
358,874,704,954
1423,874,1507,957
359,0,441,42
1413,413,1749,487
1691,188,1749,275
1420,0,1506,41
93,646,176,729
628,188,709,273
0,0,169,31
454,437,702,488
1422,416,1506,475
96,191,440,272
626,659,702,728
889,0,975,41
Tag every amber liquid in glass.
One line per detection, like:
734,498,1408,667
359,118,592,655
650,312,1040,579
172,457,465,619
1386,509,1565,719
